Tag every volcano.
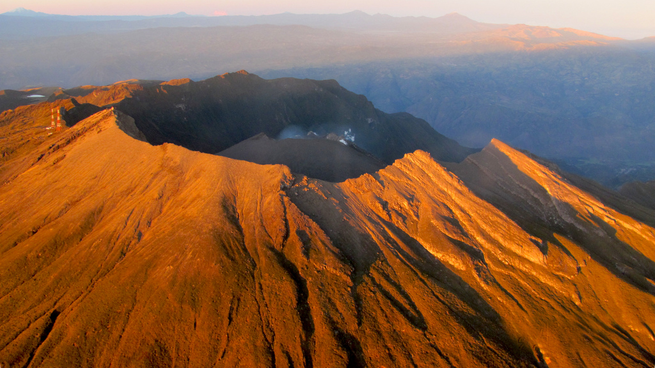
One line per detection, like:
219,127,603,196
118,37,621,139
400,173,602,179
0,74,654,367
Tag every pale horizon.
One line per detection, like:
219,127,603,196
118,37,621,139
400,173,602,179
1,1,654,40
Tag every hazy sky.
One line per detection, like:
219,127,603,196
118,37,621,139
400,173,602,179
1,0,654,39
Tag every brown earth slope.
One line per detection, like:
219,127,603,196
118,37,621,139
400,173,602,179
0,99,75,168
0,110,655,367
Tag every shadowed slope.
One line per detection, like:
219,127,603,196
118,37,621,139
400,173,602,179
115,71,476,164
621,180,655,212
0,89,53,114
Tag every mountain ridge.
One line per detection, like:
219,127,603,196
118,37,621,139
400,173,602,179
1,91,655,366
0,8,628,43
1,72,476,186
111,71,476,165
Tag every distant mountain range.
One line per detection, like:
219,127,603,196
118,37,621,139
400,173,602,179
0,9,506,39
264,46,655,187
1,10,654,186
1,7,192,21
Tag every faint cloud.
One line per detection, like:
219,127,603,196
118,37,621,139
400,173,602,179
213,10,228,16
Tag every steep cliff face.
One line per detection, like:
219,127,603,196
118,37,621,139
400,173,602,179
1,109,654,367
113,71,476,164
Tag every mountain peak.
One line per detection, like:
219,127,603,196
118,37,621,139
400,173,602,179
487,138,521,157
440,12,474,21
161,78,192,86
488,137,509,150
216,70,253,80
3,7,48,16
344,10,369,16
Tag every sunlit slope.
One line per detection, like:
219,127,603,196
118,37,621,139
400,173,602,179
292,147,655,366
0,110,654,367
0,110,354,367
448,139,655,292
0,109,528,367
0,97,111,185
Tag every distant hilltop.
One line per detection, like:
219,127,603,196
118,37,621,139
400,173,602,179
3,7,48,16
